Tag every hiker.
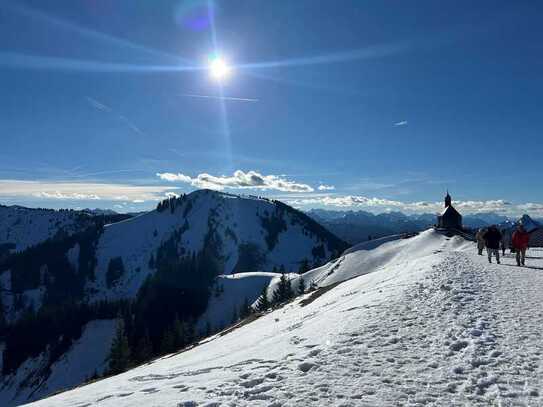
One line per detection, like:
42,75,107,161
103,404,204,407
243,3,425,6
475,228,486,256
512,224,530,266
483,225,502,264
500,229,510,255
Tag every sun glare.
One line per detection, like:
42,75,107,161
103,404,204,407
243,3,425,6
209,56,231,81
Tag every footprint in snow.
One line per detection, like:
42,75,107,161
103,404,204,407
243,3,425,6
95,395,115,402
470,329,483,337
265,371,283,380
298,361,317,372
239,377,265,388
449,340,469,352
289,335,305,345
245,384,274,396
140,387,160,394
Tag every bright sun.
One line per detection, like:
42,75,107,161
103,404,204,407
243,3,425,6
209,56,231,81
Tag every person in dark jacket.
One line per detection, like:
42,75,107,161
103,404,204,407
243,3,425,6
512,224,530,266
483,225,502,264
500,229,510,256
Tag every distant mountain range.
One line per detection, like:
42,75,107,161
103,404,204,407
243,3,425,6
306,208,541,244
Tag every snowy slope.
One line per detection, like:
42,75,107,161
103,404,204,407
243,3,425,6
0,319,116,406
28,229,543,406
0,205,94,253
85,189,346,302
0,190,347,405
0,190,345,322
199,272,282,331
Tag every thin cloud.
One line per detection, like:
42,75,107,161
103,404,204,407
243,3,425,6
179,93,259,103
394,120,408,126
318,185,336,191
157,170,314,193
0,179,177,202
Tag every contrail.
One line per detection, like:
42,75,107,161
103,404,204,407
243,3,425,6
180,93,259,102
86,97,112,113
86,96,147,137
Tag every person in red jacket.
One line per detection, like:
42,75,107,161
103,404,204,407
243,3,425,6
512,224,530,266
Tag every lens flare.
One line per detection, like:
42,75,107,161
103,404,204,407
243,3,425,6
209,56,230,81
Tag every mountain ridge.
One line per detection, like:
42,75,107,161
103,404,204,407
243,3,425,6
0,189,347,405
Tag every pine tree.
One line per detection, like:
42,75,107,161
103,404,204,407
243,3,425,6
214,283,221,298
298,277,306,295
274,274,285,304
184,319,196,345
160,327,175,354
172,316,185,349
272,274,294,305
108,319,131,374
285,275,293,300
0,282,6,333
239,297,251,319
272,283,282,305
205,320,212,337
135,330,153,363
298,258,310,274
231,304,239,324
256,285,270,312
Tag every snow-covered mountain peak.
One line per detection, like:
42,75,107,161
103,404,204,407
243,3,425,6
0,191,348,405
87,189,347,301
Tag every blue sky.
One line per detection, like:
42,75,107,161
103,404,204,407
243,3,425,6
1,0,543,216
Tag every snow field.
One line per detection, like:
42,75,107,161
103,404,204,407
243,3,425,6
27,231,543,406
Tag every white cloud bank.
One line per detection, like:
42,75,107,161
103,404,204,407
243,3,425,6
2,179,542,218
34,191,101,200
157,170,314,193
0,180,177,203
317,185,336,191
286,195,543,217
